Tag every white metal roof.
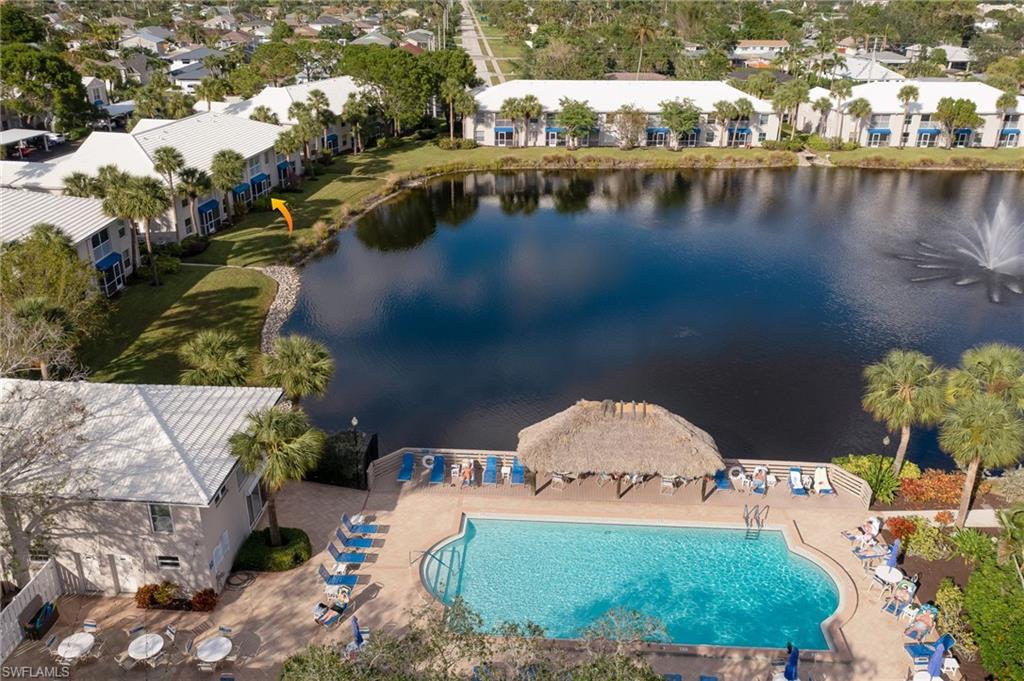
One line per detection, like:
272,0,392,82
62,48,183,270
222,76,363,124
846,79,1024,114
828,55,905,82
0,379,284,506
0,128,50,146
133,113,284,170
0,188,117,245
473,79,774,113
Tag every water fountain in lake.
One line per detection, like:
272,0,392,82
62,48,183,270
901,200,1024,303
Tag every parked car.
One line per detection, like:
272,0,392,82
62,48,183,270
45,132,66,145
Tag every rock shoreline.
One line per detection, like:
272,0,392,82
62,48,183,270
255,265,300,352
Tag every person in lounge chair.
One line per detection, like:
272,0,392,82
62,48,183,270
461,464,473,487
842,517,882,547
904,605,937,640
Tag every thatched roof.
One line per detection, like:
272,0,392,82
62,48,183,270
516,399,724,477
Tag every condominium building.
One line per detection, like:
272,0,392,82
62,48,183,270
464,80,780,148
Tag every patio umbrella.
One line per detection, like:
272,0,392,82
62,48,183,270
784,646,800,681
926,639,947,678
886,538,901,568
351,616,364,647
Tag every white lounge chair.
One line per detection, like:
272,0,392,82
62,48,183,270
814,466,835,495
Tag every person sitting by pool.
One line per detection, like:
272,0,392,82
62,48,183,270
313,587,351,626
842,517,882,547
882,579,917,616
904,604,938,640
461,463,474,487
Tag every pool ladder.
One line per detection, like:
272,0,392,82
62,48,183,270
743,503,768,539
414,548,462,602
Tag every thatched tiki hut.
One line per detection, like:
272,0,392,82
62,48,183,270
516,399,724,497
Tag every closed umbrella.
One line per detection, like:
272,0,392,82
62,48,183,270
784,646,800,681
351,616,364,648
886,538,901,568
926,640,947,678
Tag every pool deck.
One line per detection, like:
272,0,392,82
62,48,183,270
4,479,920,680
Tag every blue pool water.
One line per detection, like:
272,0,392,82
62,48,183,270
423,517,840,650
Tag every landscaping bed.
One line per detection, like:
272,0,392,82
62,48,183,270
232,527,312,572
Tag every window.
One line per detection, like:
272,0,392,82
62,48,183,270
156,555,180,568
117,226,126,238
245,484,267,526
235,464,248,489
904,115,912,124
185,219,193,235
920,114,931,123
705,130,715,143
1003,114,1020,124
180,198,187,208
758,113,769,125
29,548,50,562
90,228,112,261
264,150,272,164
149,504,173,533
757,132,767,142
901,132,910,146
495,129,513,146
247,156,260,174
122,249,131,268
474,127,484,143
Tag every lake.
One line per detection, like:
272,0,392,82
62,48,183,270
281,169,1023,468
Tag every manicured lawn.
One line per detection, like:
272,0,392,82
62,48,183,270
829,146,1024,169
476,19,522,75
80,265,277,384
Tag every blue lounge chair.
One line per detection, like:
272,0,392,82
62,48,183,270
429,455,446,485
483,457,498,485
336,528,374,549
662,675,683,681
327,542,368,564
396,452,415,482
789,467,808,496
751,477,767,495
342,513,379,534
699,676,720,681
905,633,955,665
318,564,358,587
511,457,525,485
714,469,734,490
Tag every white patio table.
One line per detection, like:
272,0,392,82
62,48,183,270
57,632,94,660
128,633,164,660
196,635,233,663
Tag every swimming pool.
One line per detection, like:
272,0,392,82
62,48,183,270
422,517,840,650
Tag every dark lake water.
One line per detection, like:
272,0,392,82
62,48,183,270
282,169,1023,469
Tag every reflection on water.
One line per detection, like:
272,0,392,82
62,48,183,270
284,169,1023,467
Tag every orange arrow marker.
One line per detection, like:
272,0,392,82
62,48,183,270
271,197,294,234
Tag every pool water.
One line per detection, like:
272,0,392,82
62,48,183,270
423,518,840,650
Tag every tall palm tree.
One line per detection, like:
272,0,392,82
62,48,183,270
812,97,833,135
995,503,1024,563
152,145,184,201
194,76,227,112
862,350,946,475
946,343,1024,412
229,406,325,546
250,105,280,125
499,97,522,147
940,394,1024,528
847,97,873,146
261,335,335,406
996,91,1018,139
897,85,919,149
712,100,737,147
519,94,542,147
210,149,245,223
178,329,250,386
831,80,853,141
274,128,304,187
287,101,319,177
342,93,369,153
306,88,334,152
441,78,464,141
95,164,128,198
178,167,213,235
103,176,171,285
63,172,97,198
734,98,754,147
632,15,659,77
454,90,479,141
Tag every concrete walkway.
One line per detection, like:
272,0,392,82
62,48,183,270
461,1,503,85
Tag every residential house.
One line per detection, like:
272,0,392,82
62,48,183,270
402,29,435,50
119,28,172,55
906,44,974,71
164,46,225,73
0,189,133,295
732,39,790,65
108,52,157,85
169,62,212,93
217,30,257,50
81,76,110,106
855,49,911,67
807,80,1023,148
0,379,284,595
399,43,424,56
826,54,905,82
350,30,394,47
975,17,999,31
221,75,362,155
203,14,238,31
464,80,780,148
310,13,347,32
797,86,834,135
101,15,136,31
1,112,300,241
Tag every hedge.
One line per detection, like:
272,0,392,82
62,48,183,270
232,527,312,572
964,560,1024,681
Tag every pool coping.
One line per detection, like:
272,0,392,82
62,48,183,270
415,511,857,666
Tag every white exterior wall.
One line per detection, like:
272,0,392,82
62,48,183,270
198,465,264,592
824,111,1016,148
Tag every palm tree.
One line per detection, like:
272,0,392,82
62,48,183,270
194,76,227,112
287,101,318,177
63,172,96,198
178,167,213,235
103,176,171,285
995,503,1024,564
897,85,919,149
812,97,833,135
946,343,1024,411
274,128,304,187
862,350,946,475
519,94,542,146
250,105,280,125
996,91,1018,136
712,100,737,147
940,394,1024,528
95,164,128,198
831,80,853,141
342,93,369,153
733,98,754,147
441,78,464,141
632,15,659,77
847,97,873,146
454,90,479,141
229,406,325,546
178,329,250,386
306,88,333,153
152,145,184,201
210,149,245,223
261,335,335,406
499,97,522,147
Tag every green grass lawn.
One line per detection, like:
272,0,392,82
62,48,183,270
80,266,277,384
829,146,1024,169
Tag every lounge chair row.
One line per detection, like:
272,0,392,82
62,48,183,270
319,513,384,589
712,465,835,497
397,452,526,486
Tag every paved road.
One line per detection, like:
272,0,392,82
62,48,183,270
461,2,503,85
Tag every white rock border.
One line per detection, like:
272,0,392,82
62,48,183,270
254,265,301,352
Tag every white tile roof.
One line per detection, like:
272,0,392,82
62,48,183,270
846,79,1024,114
0,188,117,245
222,76,363,124
473,79,773,113
0,379,284,505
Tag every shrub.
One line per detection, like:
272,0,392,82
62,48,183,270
900,469,965,506
153,241,184,258
805,134,831,152
832,454,921,480
886,516,919,542
190,589,218,612
964,561,1024,681
152,580,180,607
375,137,400,150
949,528,997,565
992,468,1024,503
435,137,478,150
232,527,312,572
934,578,978,662
180,234,209,257
135,254,181,281
135,583,159,609
306,430,367,488
905,517,948,561
934,510,955,526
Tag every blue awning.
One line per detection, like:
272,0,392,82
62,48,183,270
1000,128,1021,135
867,128,891,135
729,127,752,134
94,251,122,271
276,160,290,170
646,127,670,134
233,182,249,194
544,127,565,133
197,199,218,214
249,172,269,186
953,128,973,134
917,128,941,135
326,133,338,143
494,126,514,133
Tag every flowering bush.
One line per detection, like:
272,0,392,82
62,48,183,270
900,469,965,506
886,516,918,542
934,510,955,526
190,589,218,612
906,518,949,561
